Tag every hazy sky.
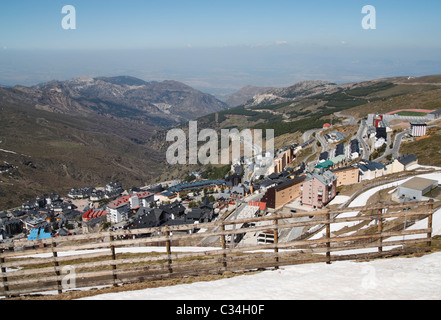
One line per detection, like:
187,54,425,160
1,0,441,95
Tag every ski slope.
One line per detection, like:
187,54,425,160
310,172,441,242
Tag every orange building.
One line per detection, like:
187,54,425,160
261,176,306,209
331,166,360,187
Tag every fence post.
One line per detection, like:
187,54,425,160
325,209,331,265
220,222,227,271
51,240,63,295
427,200,434,252
0,250,9,297
273,216,279,270
109,235,118,287
377,209,383,254
165,229,173,274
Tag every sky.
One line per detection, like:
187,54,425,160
1,0,441,95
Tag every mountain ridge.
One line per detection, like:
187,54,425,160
222,85,275,108
28,75,230,127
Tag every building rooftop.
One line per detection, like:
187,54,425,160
306,170,337,186
82,209,107,222
248,201,267,211
315,160,333,169
359,160,385,172
168,179,225,192
397,154,418,166
274,176,306,191
400,177,438,191
107,191,153,209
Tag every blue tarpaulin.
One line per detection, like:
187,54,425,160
27,228,52,241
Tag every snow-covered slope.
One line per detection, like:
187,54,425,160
80,252,441,300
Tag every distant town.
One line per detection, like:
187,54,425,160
1,108,440,246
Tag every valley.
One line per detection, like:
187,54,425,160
2,74,441,211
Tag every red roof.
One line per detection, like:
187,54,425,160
323,123,331,128
108,191,153,209
248,201,267,211
82,209,107,222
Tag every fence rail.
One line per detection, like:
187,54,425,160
0,200,434,298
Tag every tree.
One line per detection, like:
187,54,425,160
101,222,111,231
184,174,196,182
188,201,197,208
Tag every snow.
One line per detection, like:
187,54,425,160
328,195,350,205
15,246,220,260
407,164,441,171
0,148,17,155
80,252,441,300
310,172,441,241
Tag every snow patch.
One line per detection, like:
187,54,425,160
0,149,17,155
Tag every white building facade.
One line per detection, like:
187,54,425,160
410,123,427,137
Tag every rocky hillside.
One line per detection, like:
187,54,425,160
0,75,231,209
187,75,441,139
244,80,342,108
223,85,274,107
0,88,166,209
29,76,229,127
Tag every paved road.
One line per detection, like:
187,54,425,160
356,120,370,160
392,130,408,158
302,128,320,144
374,129,408,162
316,130,328,153
302,128,320,171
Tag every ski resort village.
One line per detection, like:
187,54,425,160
2,107,441,300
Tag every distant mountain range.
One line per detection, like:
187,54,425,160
11,76,229,127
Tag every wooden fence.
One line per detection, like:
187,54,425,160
0,200,434,298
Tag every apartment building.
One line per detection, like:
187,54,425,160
301,170,337,209
331,166,360,187
106,191,154,223
261,176,306,210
